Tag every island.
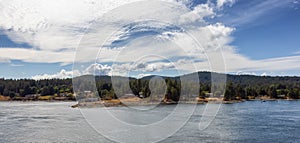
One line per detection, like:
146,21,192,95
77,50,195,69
0,72,299,107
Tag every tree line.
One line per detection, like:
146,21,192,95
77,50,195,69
0,78,73,98
1,72,300,101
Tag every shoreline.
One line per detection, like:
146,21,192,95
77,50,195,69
0,99,76,102
72,98,300,108
1,96,299,108
0,100,77,103
0,95,75,102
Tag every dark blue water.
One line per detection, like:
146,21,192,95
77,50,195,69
0,101,299,142
168,100,300,143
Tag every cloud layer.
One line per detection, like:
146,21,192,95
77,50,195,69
0,0,300,79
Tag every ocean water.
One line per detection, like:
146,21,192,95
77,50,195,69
0,101,300,143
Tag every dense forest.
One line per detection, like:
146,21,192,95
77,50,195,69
1,72,300,101
0,78,74,100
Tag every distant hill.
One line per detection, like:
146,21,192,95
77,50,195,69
1,72,300,101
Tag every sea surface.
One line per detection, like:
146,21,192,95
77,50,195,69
0,101,300,143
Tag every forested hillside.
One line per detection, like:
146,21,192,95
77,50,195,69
1,72,300,101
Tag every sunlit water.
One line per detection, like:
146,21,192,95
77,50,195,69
0,101,300,142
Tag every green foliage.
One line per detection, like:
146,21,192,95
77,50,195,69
1,72,300,101
224,82,235,101
0,78,73,98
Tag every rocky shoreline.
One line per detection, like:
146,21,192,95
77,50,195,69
1,95,298,108
71,98,245,108
0,95,75,102
71,97,300,108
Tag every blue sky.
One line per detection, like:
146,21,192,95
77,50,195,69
0,0,300,79
227,0,300,59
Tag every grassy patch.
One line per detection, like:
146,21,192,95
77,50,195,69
38,96,53,100
0,95,10,101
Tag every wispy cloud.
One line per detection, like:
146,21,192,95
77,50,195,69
0,0,144,52
223,0,294,26
1,0,299,79
0,47,74,64
33,51,300,79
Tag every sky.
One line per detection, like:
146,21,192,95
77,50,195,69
0,0,300,79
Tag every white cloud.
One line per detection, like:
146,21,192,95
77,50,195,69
32,63,113,80
220,52,300,73
0,47,74,64
261,72,268,76
216,0,235,9
1,0,300,78
32,69,73,80
0,0,144,53
0,0,195,64
254,55,300,71
234,71,281,77
30,52,300,79
179,4,215,24
109,62,176,76
30,62,175,79
84,63,112,75
236,71,258,76
137,73,152,79
142,62,175,72
206,23,235,37
0,0,225,66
